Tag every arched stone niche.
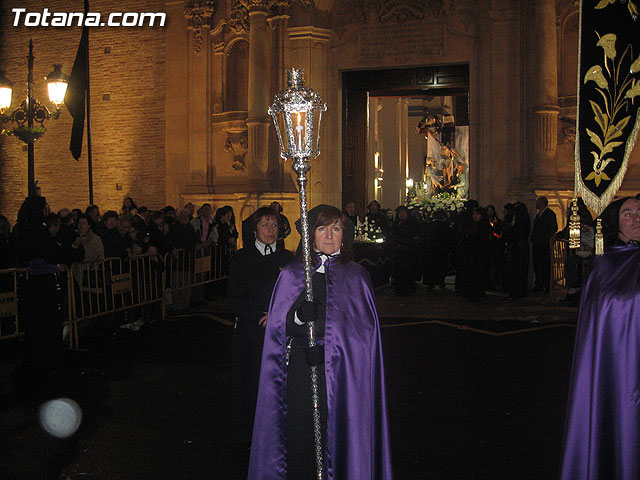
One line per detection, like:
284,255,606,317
225,38,249,112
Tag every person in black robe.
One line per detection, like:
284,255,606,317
421,209,452,289
364,200,390,239
530,196,558,293
390,205,419,296
228,206,294,446
461,207,492,301
503,202,531,300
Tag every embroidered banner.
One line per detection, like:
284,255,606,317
576,0,640,216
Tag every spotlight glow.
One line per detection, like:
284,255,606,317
39,398,82,438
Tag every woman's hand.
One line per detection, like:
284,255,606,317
259,313,268,328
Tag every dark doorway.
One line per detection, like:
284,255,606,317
342,64,469,216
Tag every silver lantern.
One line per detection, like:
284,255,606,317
269,68,327,479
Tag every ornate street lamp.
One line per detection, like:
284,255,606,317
269,68,326,479
0,40,69,196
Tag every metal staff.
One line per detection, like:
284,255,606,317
269,68,327,479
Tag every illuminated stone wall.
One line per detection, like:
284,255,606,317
0,0,166,220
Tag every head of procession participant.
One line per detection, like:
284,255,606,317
253,206,279,248
617,197,640,244
309,205,353,262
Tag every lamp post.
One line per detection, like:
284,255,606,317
269,68,326,479
0,39,68,196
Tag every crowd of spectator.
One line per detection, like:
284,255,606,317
0,197,242,271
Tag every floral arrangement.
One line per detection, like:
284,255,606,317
355,217,384,243
1,125,46,143
408,189,464,214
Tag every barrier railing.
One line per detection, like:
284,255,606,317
70,253,165,325
2,245,232,348
550,236,570,302
0,266,75,347
162,244,231,319
0,267,28,341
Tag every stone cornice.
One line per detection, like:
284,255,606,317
184,1,217,54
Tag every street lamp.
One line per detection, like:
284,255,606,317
0,39,69,196
269,68,326,479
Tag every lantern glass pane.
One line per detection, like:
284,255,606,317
48,81,68,105
274,111,289,156
314,110,323,151
290,111,306,153
0,86,11,110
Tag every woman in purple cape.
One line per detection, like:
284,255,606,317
559,196,640,479
248,205,393,479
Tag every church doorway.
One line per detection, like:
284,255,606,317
341,65,470,216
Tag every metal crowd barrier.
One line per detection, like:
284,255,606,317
162,244,231,318
550,236,570,302
1,245,231,349
0,267,28,341
70,254,165,343
0,266,75,347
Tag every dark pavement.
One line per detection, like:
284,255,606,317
0,284,577,479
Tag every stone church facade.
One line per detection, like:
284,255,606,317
1,0,639,244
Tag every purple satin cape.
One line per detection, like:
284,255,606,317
248,258,393,480
559,244,640,479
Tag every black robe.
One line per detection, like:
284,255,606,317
228,244,294,443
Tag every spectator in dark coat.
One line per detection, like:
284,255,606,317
530,196,558,294
0,214,17,269
342,201,359,229
102,217,134,259
168,209,199,250
270,201,291,251
504,202,531,300
147,211,171,257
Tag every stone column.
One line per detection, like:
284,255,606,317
212,32,225,114
247,1,271,182
288,26,334,207
268,11,290,188
530,0,560,182
184,1,216,190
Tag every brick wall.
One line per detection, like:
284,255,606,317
0,0,167,222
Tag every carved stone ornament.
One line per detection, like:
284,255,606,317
560,116,577,144
229,1,250,32
185,1,217,54
225,132,249,171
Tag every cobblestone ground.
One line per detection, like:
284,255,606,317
0,284,577,480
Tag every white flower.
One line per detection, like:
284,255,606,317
450,205,456,211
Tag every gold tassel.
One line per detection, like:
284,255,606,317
595,217,604,255
569,197,581,249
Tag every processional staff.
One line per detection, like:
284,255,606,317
269,68,327,479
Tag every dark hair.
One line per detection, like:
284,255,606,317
310,206,353,264
122,197,137,211
0,214,11,241
538,196,549,207
72,208,82,216
85,205,99,217
163,206,176,214
367,200,381,211
270,201,283,213
76,213,93,227
45,213,60,229
103,210,119,221
252,207,279,233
